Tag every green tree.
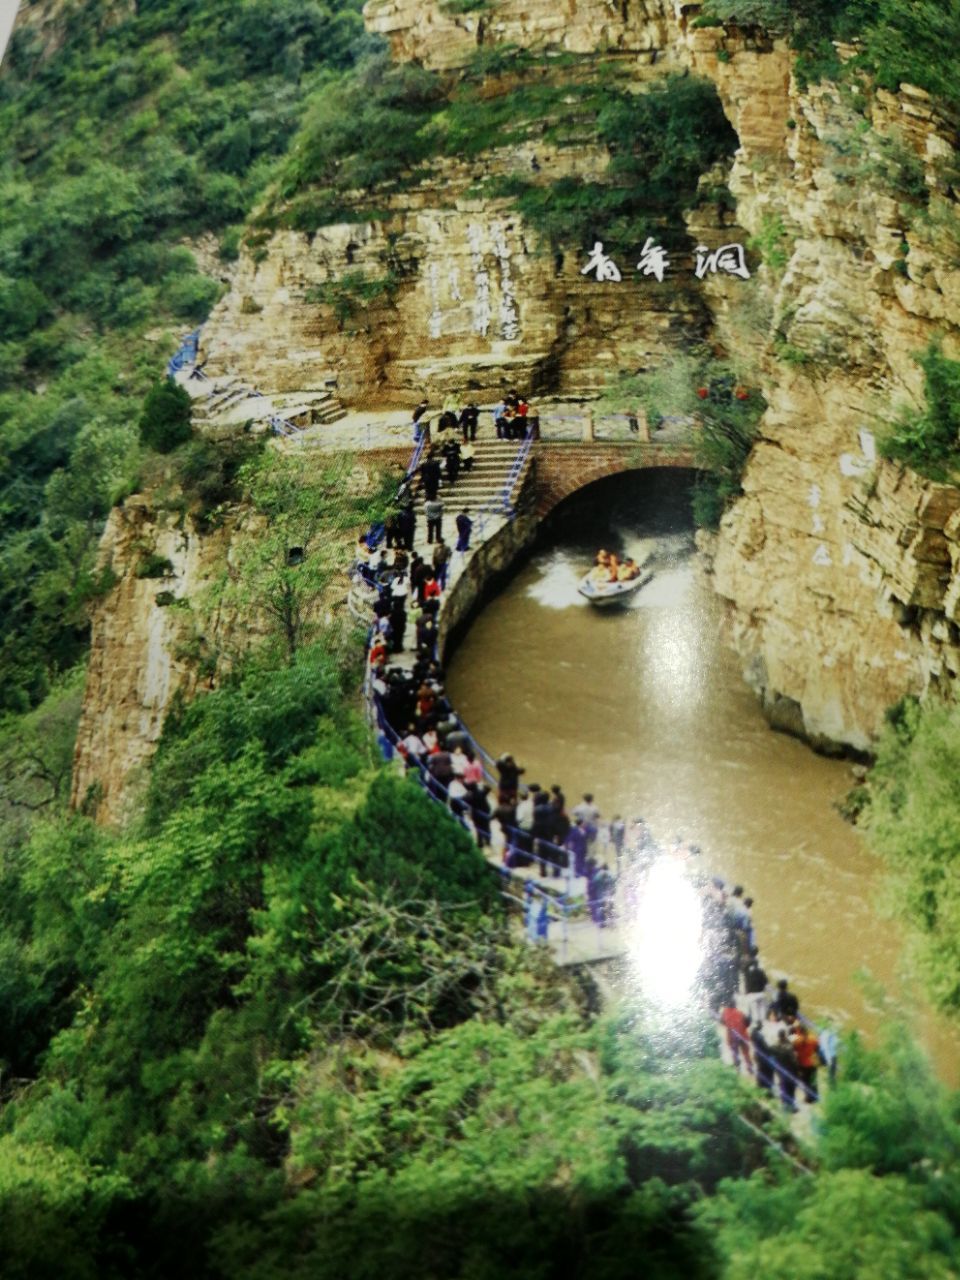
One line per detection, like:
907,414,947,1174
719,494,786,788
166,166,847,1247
865,697,960,1014
138,377,194,453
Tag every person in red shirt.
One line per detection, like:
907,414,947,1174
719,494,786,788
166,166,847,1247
369,637,387,669
423,573,442,603
720,1004,753,1074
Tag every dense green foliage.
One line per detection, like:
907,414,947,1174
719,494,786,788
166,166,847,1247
138,378,194,454
865,696,960,1014
273,58,736,252
702,0,960,109
0,0,369,712
878,343,960,479
3,3,960,1273
605,353,764,527
495,75,737,253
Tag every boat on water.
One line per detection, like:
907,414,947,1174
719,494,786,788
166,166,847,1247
577,563,653,607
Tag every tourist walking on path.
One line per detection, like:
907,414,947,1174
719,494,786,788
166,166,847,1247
398,503,416,551
609,815,626,869
572,793,601,849
444,440,461,485
771,1031,800,1112
456,509,472,553
771,978,799,1021
419,453,442,501
564,817,588,878
460,402,479,440
495,753,524,804
432,538,451,589
742,946,768,1027
752,1022,774,1095
470,782,492,848
425,498,444,544
791,1023,821,1103
720,1003,753,1074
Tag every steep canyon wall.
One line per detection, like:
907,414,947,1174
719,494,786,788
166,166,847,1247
73,0,960,819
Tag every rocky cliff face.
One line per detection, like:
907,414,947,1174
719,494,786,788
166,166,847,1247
71,449,390,825
363,0,683,71
73,0,960,817
683,23,960,751
71,499,244,825
199,143,719,405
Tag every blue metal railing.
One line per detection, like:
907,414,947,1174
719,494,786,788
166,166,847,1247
166,327,202,379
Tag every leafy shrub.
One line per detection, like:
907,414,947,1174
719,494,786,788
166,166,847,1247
306,271,398,325
277,54,444,204
605,354,763,527
138,377,193,453
749,213,792,272
497,75,737,254
878,342,960,479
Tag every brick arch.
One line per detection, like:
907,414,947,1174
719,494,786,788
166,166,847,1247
531,443,699,519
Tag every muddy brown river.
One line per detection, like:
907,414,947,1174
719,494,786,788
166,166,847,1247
446,471,960,1082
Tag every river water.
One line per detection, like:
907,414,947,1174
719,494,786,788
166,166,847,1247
446,471,960,1081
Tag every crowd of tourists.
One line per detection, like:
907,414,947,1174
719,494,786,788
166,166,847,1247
370,655,837,1113
410,388,541,447
360,395,836,1118
701,874,838,1110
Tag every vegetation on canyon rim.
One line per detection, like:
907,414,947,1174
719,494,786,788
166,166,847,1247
2,0,960,1272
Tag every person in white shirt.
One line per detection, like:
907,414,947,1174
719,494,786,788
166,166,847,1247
400,727,426,768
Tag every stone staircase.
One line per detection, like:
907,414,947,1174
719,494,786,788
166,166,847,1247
187,377,346,433
409,438,532,537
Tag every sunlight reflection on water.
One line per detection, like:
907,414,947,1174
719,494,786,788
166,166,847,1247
624,856,706,1013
